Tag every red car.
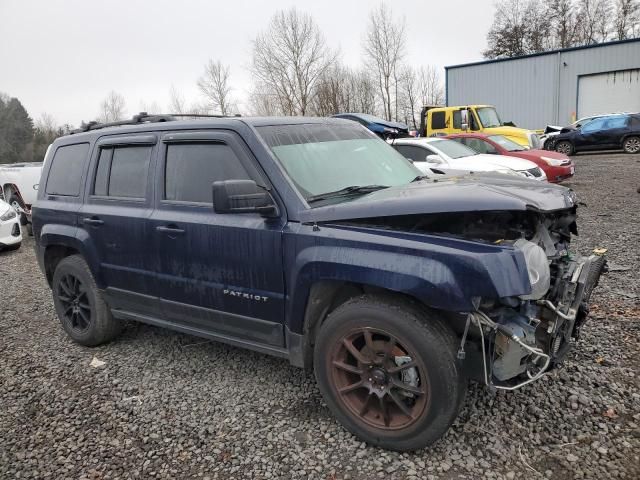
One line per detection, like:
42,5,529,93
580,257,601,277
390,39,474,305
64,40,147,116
446,133,575,183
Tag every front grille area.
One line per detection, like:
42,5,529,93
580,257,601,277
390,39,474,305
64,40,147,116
11,223,20,237
528,167,543,178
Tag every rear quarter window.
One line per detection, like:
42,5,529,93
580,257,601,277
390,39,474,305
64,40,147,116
45,143,89,196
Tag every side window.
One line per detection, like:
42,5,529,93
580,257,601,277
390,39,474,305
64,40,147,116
45,143,89,196
581,118,607,133
92,146,151,198
165,143,250,203
431,111,446,130
604,116,628,130
453,111,462,129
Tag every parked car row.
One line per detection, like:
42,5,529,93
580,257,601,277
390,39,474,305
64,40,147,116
32,112,607,452
0,161,44,230
336,113,575,183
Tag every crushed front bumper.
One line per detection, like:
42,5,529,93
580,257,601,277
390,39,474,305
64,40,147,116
472,252,607,390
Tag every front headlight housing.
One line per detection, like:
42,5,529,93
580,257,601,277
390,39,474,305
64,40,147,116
540,155,565,166
514,239,550,300
0,208,17,221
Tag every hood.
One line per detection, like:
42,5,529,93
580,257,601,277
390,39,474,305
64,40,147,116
448,154,537,171
515,149,569,162
484,125,530,137
372,119,409,131
298,174,575,224
544,125,562,134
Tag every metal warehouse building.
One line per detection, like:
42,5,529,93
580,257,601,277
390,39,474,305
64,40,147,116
445,38,640,130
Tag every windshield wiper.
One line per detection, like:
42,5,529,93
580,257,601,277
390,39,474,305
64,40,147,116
411,175,429,182
307,184,389,203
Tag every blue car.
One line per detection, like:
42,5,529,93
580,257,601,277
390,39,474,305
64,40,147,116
33,114,605,451
332,112,409,138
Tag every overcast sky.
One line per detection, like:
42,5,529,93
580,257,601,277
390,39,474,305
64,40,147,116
0,0,494,126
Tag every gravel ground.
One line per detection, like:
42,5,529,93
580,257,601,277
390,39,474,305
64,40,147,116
1,152,639,480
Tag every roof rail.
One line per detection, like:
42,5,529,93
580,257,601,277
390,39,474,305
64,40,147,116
71,112,242,134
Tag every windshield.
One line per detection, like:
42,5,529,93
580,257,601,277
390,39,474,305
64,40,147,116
429,139,477,159
476,107,502,128
258,123,420,205
488,135,525,151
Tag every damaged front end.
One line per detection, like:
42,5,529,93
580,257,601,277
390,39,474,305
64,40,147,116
338,198,607,390
459,207,608,390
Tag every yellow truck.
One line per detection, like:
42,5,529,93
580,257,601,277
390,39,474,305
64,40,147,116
419,105,541,149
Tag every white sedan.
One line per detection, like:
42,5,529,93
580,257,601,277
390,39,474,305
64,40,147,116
392,138,547,181
0,199,22,251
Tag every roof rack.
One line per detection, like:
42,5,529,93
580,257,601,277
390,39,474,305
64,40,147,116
71,112,242,134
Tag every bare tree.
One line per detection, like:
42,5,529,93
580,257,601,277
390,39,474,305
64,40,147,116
400,65,444,129
197,59,234,115
251,8,336,116
484,0,532,58
613,0,640,39
98,91,126,123
548,0,583,48
363,3,406,121
248,83,283,116
351,70,379,115
577,0,612,43
168,85,187,114
139,100,163,114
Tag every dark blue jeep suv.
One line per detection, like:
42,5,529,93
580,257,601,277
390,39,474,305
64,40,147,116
33,114,606,451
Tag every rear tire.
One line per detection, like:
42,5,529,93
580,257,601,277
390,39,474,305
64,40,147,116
52,254,122,346
313,295,465,451
555,140,574,156
622,136,640,154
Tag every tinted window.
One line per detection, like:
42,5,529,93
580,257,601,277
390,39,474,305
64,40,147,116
93,146,151,198
93,148,111,196
604,116,628,129
45,143,89,196
165,143,250,203
431,111,446,130
395,145,430,162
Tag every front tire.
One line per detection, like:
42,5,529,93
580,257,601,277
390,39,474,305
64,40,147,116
314,295,465,451
555,140,574,155
52,255,122,346
622,136,640,154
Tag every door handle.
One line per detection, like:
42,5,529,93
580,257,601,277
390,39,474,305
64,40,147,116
156,225,185,235
83,217,104,226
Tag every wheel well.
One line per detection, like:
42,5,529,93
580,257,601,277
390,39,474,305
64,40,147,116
298,281,428,369
44,245,79,286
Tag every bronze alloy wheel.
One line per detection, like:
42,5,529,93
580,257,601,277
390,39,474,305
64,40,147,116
328,327,429,431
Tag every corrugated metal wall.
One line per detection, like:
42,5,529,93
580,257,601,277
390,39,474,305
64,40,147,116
446,39,640,130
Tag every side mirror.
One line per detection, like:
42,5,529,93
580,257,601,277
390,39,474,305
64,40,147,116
426,154,443,164
213,180,277,216
460,109,469,131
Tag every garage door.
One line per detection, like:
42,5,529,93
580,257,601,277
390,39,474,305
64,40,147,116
578,69,640,118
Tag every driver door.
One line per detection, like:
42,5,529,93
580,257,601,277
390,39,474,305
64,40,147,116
149,130,287,347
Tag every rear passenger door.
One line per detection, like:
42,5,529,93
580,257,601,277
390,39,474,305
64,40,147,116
149,130,286,347
79,134,159,316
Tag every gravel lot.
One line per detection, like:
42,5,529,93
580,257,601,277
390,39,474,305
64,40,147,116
1,152,639,480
